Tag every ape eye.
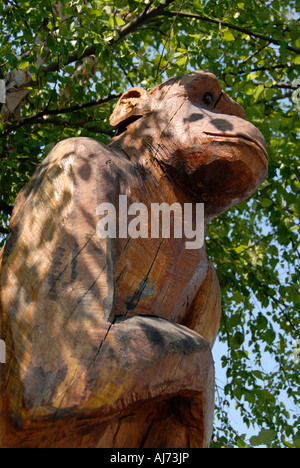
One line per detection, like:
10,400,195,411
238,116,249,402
203,92,214,106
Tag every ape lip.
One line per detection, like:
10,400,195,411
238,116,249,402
203,131,269,162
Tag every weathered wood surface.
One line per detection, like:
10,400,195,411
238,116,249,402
0,71,268,448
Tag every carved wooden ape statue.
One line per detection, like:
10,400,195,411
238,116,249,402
0,71,268,448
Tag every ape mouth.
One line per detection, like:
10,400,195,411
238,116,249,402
204,131,269,163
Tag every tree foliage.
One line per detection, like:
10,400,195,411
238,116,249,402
0,0,299,448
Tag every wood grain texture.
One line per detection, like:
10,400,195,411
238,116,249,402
0,71,268,448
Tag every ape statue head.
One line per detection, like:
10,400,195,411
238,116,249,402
110,70,268,218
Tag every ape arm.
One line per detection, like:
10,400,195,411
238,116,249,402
0,138,120,426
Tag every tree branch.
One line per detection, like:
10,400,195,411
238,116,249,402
267,82,298,90
36,117,115,136
165,10,300,55
242,42,272,64
264,91,293,104
0,226,10,235
2,93,121,136
0,201,13,216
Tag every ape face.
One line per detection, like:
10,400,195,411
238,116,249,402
110,71,269,217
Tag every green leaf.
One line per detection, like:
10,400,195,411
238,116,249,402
264,88,277,101
19,61,30,70
235,434,249,448
225,74,234,86
109,16,126,28
260,198,273,207
243,83,257,96
176,56,187,66
47,35,56,49
43,143,56,155
244,390,255,404
233,245,248,254
293,437,300,448
269,119,281,130
250,429,277,447
232,331,244,348
281,436,298,448
223,30,236,42
227,314,241,327
253,84,265,101
23,30,33,42
59,22,69,37
252,370,264,380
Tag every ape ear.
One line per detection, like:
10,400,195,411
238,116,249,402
109,87,150,128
